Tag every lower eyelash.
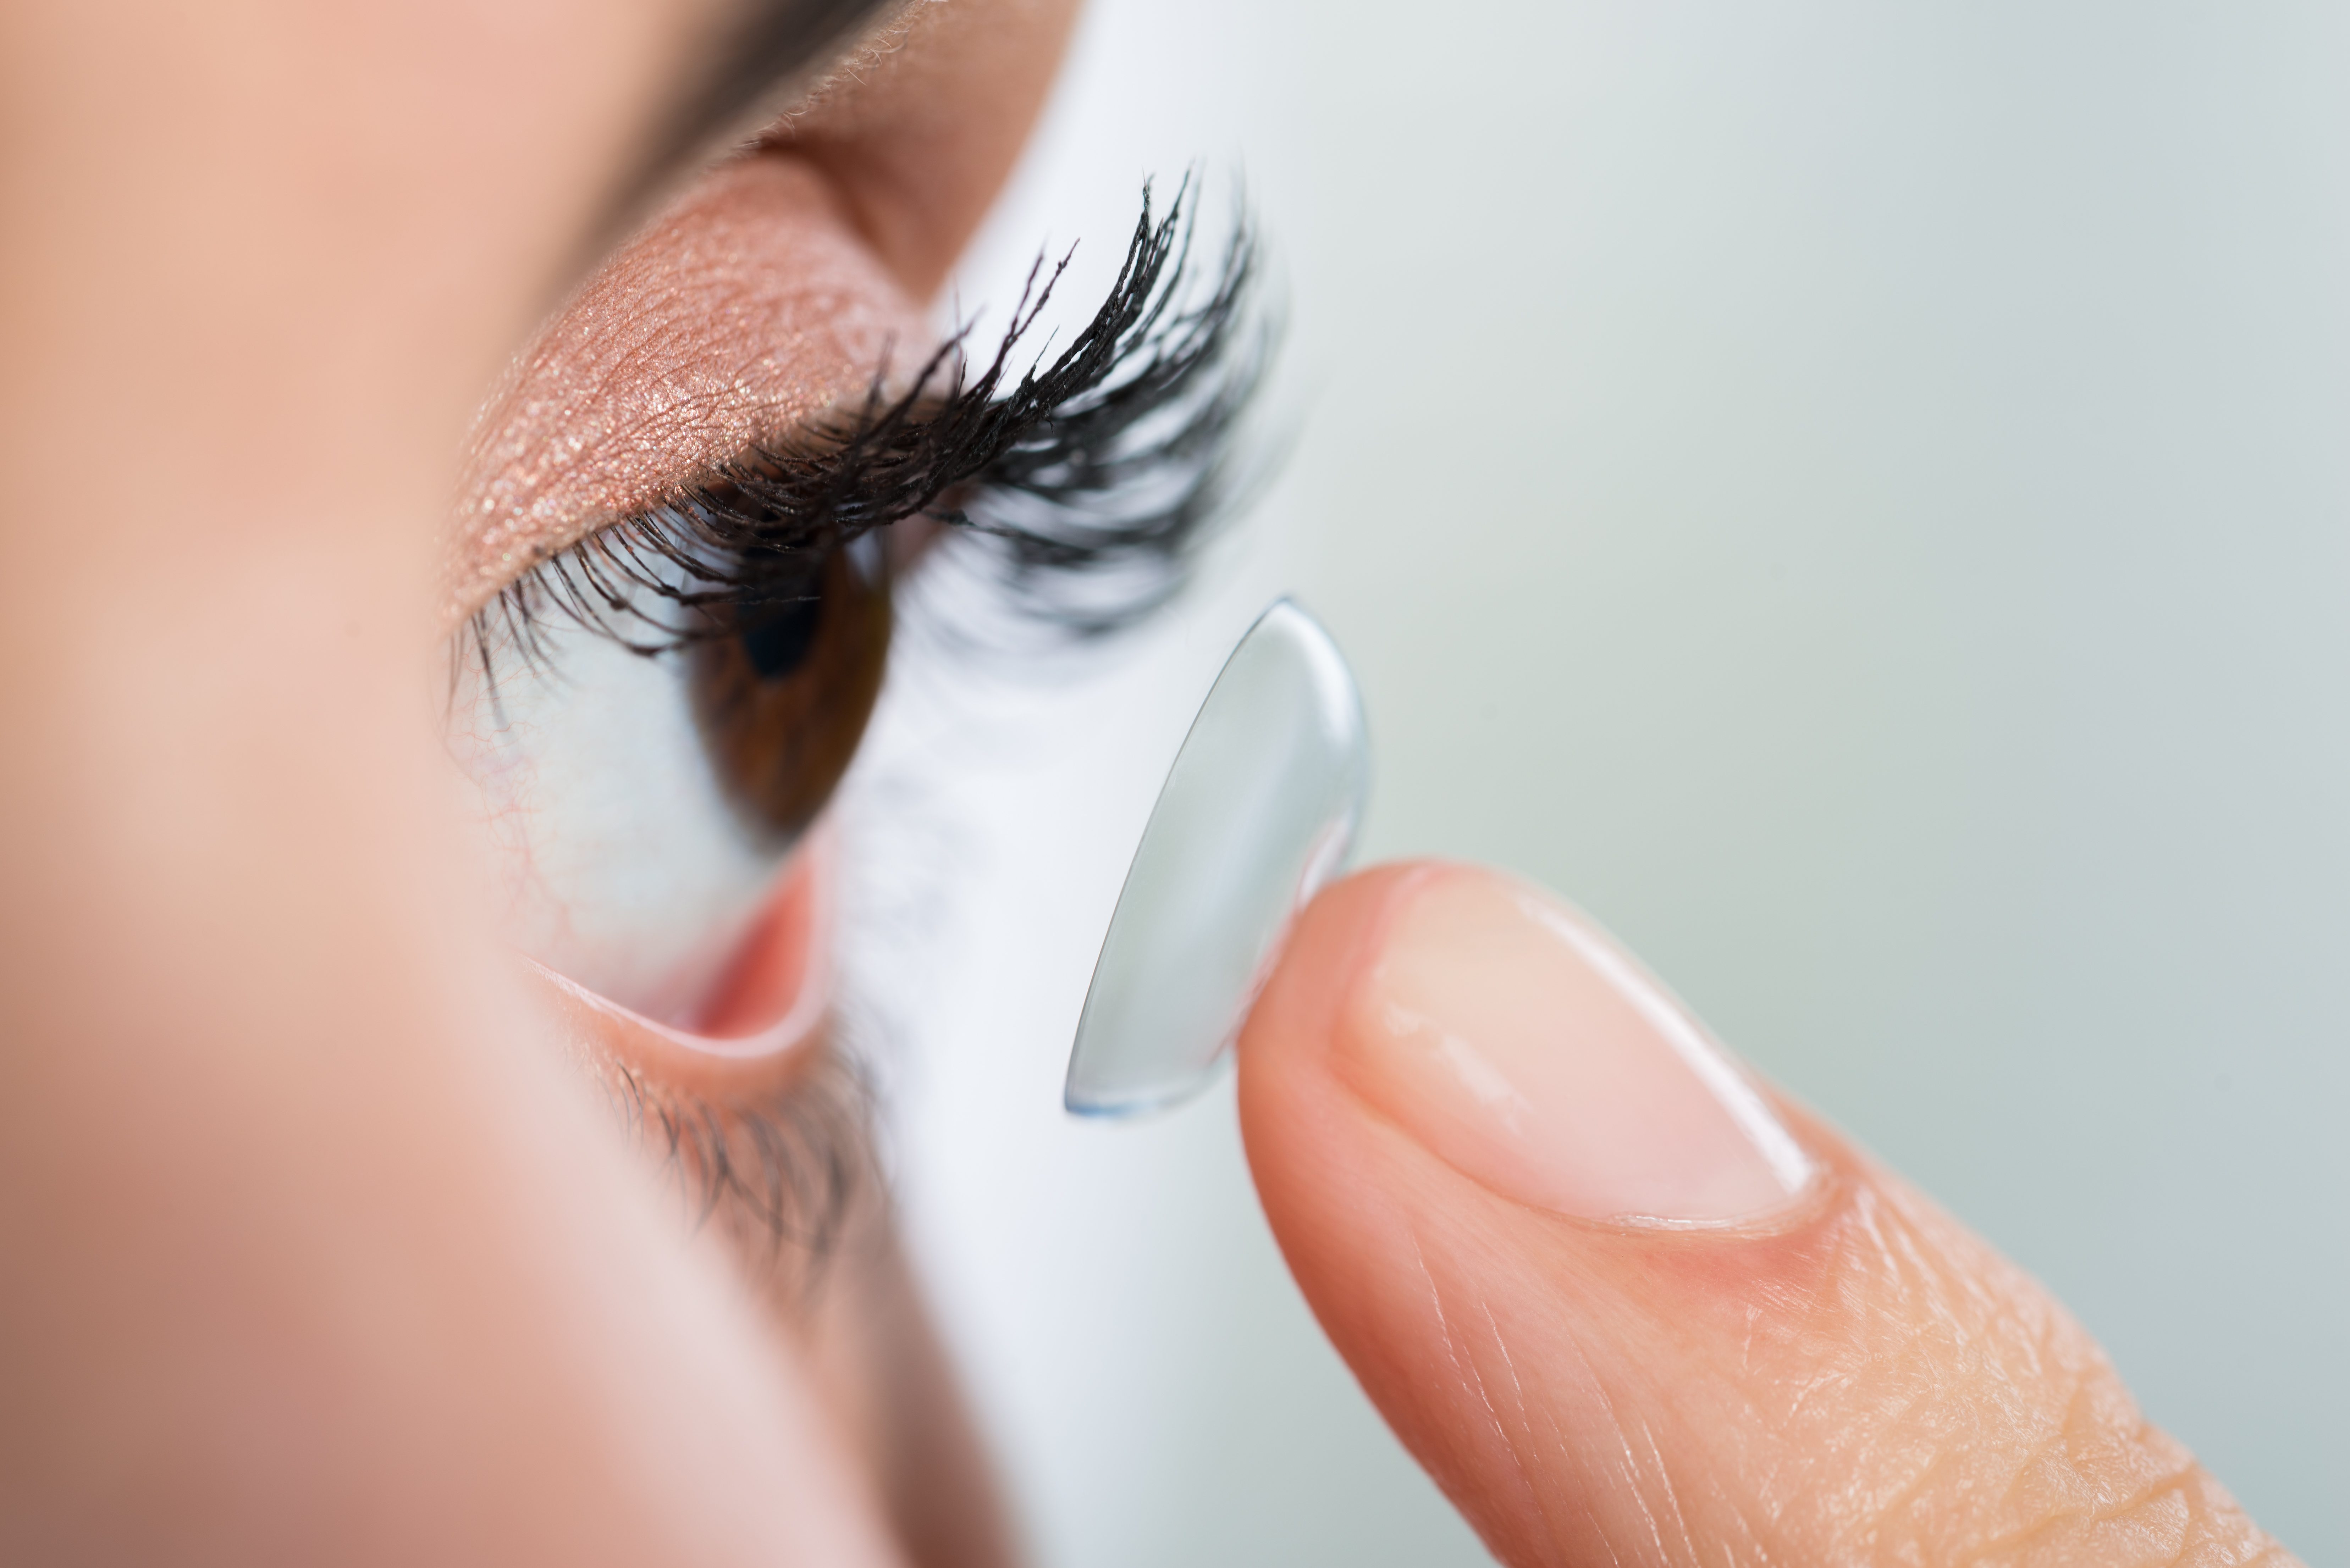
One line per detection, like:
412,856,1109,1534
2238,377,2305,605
600,1040,882,1274
471,173,1267,669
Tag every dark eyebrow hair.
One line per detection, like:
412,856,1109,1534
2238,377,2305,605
622,0,901,214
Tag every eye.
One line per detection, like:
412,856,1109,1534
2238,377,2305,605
450,531,889,1034
450,185,1254,1052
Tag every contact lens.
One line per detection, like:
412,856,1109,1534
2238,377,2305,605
1065,599,1370,1117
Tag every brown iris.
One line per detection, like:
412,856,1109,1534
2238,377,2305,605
689,538,890,846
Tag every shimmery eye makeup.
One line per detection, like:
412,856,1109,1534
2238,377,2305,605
469,180,1258,664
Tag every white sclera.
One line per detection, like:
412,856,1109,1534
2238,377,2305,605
447,617,783,1027
1065,599,1370,1117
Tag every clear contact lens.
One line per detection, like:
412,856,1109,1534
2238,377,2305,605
1065,599,1370,1117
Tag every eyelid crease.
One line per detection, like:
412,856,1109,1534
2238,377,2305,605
609,0,919,245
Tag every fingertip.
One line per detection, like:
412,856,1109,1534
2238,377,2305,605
1230,861,2295,1568
1243,859,1820,1230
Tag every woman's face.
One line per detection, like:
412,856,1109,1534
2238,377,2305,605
0,1,1138,1560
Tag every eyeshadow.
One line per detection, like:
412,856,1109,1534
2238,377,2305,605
448,154,926,631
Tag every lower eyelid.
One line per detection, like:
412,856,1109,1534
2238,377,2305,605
523,828,879,1259
529,829,836,1092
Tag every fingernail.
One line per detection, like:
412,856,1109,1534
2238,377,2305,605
1337,866,1815,1225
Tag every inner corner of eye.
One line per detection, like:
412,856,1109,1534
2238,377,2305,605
451,533,892,1034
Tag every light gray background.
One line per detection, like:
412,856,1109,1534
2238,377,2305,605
858,1,2348,1562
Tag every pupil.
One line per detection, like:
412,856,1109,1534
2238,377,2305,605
737,593,823,680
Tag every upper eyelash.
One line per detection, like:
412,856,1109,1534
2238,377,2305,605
471,176,1266,670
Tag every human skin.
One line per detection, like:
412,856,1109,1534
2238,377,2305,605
0,1,2302,1564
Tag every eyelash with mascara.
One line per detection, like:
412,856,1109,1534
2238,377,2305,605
473,181,1262,666
471,182,1265,1261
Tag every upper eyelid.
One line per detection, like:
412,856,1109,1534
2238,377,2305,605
468,185,1264,666
448,153,918,633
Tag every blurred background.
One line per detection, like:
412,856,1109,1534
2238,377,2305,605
846,1,2349,1561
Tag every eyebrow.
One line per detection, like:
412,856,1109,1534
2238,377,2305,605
628,0,903,210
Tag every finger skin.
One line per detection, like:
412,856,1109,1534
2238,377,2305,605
1239,863,2296,1568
